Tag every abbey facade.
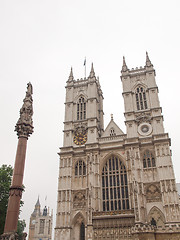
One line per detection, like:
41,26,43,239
54,54,180,240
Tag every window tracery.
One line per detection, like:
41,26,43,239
77,96,86,120
75,160,86,176
143,150,156,168
135,87,148,110
102,156,129,211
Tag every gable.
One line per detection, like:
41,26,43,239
101,119,124,137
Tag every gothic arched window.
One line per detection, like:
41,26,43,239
143,150,156,168
102,156,129,211
77,96,86,120
135,87,148,110
75,160,86,176
80,222,85,240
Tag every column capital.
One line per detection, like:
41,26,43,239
15,83,34,138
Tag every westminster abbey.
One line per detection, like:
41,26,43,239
54,53,180,240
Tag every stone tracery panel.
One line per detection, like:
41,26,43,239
145,183,162,202
73,190,86,209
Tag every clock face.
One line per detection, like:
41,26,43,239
32,219,36,225
74,132,87,145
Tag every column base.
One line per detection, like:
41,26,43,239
0,232,27,240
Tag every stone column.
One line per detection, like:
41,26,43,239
2,83,33,237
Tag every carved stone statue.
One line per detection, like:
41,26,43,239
15,82,34,138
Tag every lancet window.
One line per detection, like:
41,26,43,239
80,222,85,240
110,128,116,136
102,156,129,211
77,96,86,120
143,150,156,168
75,160,86,176
135,86,148,110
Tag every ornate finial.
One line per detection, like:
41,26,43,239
68,67,74,82
15,82,33,138
121,56,128,72
145,51,153,67
89,63,95,78
111,114,113,120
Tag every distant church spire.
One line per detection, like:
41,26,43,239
35,196,40,207
121,56,128,72
145,51,153,67
68,67,74,82
89,63,95,78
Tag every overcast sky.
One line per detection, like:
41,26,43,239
0,0,180,236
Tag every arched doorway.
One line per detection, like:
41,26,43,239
71,213,85,240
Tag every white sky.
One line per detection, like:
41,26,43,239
0,0,180,236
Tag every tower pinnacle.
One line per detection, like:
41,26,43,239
89,63,95,78
68,67,74,82
121,56,128,72
145,51,153,67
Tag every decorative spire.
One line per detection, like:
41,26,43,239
111,114,113,120
121,56,128,72
68,67,74,82
89,63,95,78
15,82,33,138
32,196,41,217
35,196,40,207
145,51,153,67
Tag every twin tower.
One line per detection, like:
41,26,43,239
55,53,180,240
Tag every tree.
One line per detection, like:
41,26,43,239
0,165,13,234
17,220,26,240
0,164,25,235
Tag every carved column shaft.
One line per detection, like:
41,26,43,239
4,137,27,233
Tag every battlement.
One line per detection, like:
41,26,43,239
129,66,146,75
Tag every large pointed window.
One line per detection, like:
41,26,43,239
143,150,156,168
77,97,86,120
102,156,129,211
135,87,148,110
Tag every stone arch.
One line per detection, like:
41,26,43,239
132,82,148,92
71,212,86,240
74,93,88,102
148,206,165,227
100,151,127,173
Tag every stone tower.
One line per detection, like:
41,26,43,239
28,198,53,240
55,55,180,240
